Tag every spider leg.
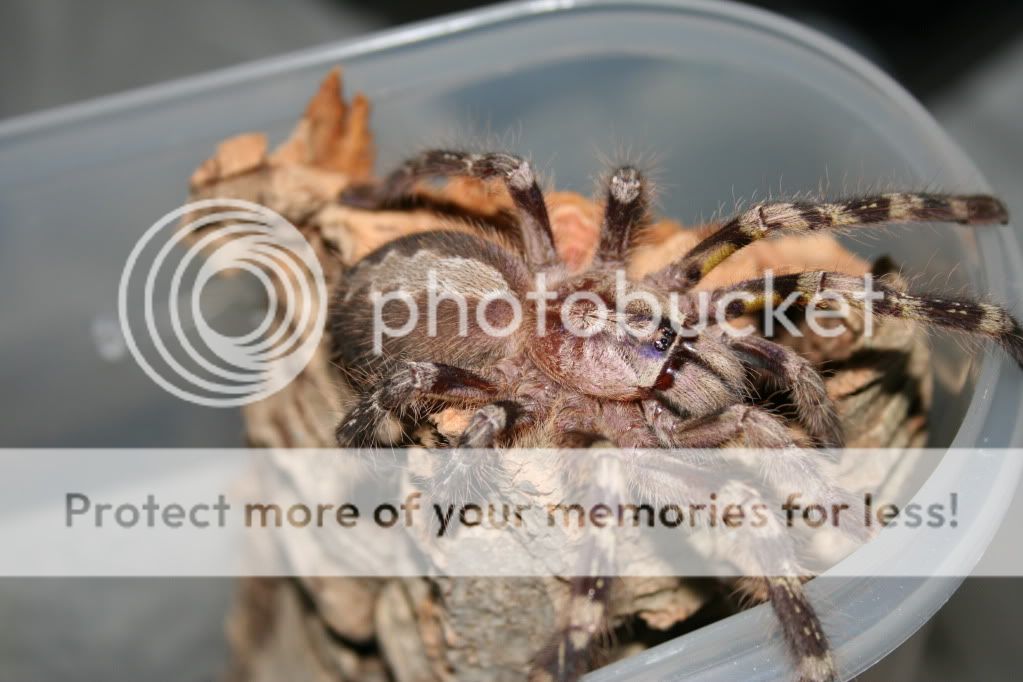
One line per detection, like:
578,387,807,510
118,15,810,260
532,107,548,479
414,400,527,514
530,574,614,682
643,403,867,542
711,271,1023,367
344,149,557,265
334,361,497,447
532,437,619,682
456,400,524,447
646,401,795,449
628,448,839,682
651,192,1008,290
596,166,649,263
761,576,836,682
727,335,843,449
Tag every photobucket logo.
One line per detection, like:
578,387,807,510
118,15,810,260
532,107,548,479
118,199,326,407
368,269,883,351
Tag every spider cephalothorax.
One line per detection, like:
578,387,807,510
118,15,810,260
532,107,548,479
329,149,1019,681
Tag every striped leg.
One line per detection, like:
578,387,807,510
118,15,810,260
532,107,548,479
417,400,526,513
731,562,837,681
335,361,497,447
646,402,796,449
643,403,864,537
456,400,524,447
763,577,835,682
346,149,557,265
596,166,649,263
651,192,1008,290
727,335,843,449
532,437,620,682
627,450,839,682
530,575,614,682
709,271,1023,367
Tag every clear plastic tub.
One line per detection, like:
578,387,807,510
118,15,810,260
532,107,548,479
1,0,1021,680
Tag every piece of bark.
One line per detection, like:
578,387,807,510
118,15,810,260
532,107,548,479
190,133,268,189
270,68,374,177
191,70,932,681
225,577,390,682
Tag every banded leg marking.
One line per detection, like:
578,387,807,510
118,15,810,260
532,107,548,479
335,361,496,447
347,149,557,265
654,192,1008,290
710,271,1023,368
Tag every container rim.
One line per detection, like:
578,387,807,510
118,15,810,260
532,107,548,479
0,0,973,143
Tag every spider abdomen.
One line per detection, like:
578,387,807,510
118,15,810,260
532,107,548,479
330,230,532,387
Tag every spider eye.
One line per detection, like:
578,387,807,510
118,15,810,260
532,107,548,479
652,321,677,352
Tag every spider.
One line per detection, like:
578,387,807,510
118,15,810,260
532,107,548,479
329,149,1019,682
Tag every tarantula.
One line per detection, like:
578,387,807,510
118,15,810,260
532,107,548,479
329,149,1020,682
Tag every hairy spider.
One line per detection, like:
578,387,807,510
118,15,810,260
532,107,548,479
329,149,1019,682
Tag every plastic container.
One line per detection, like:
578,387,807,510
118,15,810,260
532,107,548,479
1,0,1021,680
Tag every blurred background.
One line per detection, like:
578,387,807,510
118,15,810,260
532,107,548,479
1,0,1021,680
